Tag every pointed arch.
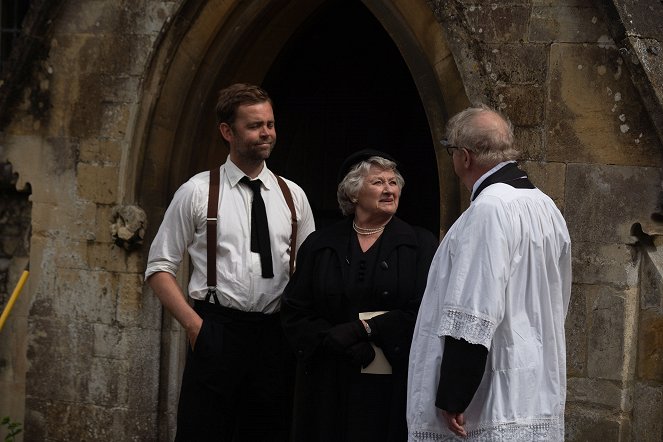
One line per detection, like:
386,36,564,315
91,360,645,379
125,0,469,435
128,0,468,234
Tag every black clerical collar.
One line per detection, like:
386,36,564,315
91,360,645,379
471,162,535,201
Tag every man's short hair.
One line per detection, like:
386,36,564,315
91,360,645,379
215,83,272,126
445,104,519,167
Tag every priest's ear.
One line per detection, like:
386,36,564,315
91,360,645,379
461,148,473,169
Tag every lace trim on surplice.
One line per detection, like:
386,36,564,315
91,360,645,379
410,416,564,441
408,431,458,441
437,308,495,348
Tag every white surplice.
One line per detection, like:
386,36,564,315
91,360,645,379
407,181,572,441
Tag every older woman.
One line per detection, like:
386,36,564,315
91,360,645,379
281,149,438,441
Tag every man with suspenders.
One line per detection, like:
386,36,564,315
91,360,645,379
146,84,315,441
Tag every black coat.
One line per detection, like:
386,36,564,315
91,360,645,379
281,217,438,441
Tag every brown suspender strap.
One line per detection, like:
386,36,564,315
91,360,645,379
205,170,299,303
276,175,298,276
205,167,221,304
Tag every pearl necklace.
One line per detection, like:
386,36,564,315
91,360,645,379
353,220,385,236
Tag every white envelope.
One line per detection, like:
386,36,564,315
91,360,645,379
359,311,392,375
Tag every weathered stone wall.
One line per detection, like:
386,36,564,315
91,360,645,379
427,0,663,440
1,1,180,440
0,163,31,305
0,162,31,436
0,0,661,441
598,0,663,145
635,246,663,441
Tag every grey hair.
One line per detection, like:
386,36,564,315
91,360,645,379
445,104,519,167
337,156,404,216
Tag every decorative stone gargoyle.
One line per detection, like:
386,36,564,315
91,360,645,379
110,205,147,251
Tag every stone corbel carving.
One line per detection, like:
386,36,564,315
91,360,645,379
110,205,147,251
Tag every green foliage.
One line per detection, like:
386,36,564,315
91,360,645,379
0,417,22,442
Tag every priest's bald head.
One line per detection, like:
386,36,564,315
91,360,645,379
443,105,520,191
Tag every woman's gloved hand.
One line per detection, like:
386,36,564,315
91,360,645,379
345,341,376,368
323,320,368,355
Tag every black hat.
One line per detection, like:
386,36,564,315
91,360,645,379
337,149,398,184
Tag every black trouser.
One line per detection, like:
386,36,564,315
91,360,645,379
175,301,293,442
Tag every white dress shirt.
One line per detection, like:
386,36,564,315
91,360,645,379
145,159,315,313
407,175,571,441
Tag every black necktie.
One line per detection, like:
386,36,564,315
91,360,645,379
241,177,274,278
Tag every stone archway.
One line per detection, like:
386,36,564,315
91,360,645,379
129,0,469,436
131,0,468,232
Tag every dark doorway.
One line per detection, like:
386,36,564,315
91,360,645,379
263,0,439,234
